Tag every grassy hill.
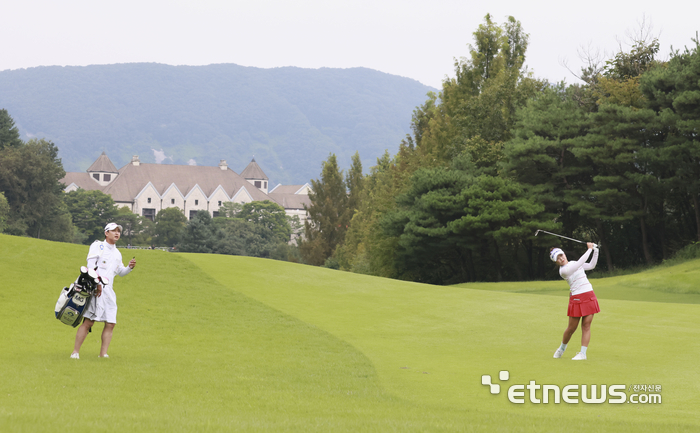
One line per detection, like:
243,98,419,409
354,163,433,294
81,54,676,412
0,64,435,185
1,233,699,432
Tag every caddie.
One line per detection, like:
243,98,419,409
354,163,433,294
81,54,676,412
70,222,136,359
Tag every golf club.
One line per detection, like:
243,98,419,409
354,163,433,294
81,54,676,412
534,229,599,248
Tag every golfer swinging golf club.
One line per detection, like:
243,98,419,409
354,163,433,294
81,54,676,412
551,242,600,360
70,222,136,359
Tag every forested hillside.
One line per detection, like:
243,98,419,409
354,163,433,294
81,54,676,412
299,16,700,282
0,63,434,185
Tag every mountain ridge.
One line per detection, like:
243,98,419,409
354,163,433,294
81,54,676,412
0,63,435,185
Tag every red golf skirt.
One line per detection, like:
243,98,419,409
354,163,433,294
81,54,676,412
567,291,600,317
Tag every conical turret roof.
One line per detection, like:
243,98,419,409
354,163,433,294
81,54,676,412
240,158,268,180
87,151,118,173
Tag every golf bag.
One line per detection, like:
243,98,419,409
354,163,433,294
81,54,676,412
55,266,106,327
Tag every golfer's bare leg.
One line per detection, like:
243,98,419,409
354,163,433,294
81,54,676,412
73,318,94,354
562,316,580,345
580,315,594,347
100,323,115,357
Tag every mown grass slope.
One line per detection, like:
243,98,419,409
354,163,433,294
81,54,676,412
1,234,699,432
454,256,700,304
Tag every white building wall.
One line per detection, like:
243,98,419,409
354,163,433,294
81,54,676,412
208,188,231,217
134,184,162,221
184,187,208,219
245,178,269,194
231,187,254,205
161,185,185,211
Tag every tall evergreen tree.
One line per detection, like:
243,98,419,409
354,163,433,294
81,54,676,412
179,210,220,253
0,109,23,150
300,154,348,266
344,152,364,225
0,192,9,233
641,38,700,242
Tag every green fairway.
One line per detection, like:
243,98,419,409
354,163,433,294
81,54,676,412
1,234,699,432
453,259,700,304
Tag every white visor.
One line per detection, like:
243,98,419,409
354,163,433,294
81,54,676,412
104,222,123,233
550,248,564,262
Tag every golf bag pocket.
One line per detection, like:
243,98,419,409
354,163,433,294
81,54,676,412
55,286,71,314
55,266,101,328
55,284,93,327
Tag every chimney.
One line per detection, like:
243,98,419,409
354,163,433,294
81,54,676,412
131,155,140,166
219,159,228,171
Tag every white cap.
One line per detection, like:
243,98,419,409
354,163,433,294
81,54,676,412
104,222,123,233
550,248,564,262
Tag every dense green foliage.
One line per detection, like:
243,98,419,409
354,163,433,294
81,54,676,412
310,18,700,284
153,207,187,247
299,152,363,266
176,202,297,260
64,189,120,243
0,64,434,185
0,109,23,149
0,192,8,232
0,136,72,240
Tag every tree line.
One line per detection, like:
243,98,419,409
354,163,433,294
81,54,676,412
0,116,299,260
3,15,699,282
298,15,700,284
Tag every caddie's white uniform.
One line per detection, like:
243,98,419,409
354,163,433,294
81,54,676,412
83,240,132,323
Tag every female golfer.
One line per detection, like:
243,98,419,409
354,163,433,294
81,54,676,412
551,242,600,360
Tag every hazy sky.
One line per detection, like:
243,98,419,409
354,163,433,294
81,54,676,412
2,0,698,89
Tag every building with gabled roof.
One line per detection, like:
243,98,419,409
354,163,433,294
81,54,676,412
239,158,269,194
268,183,313,233
61,154,311,224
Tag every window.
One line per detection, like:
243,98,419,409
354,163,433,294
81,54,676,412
212,211,219,218
254,181,262,188
104,174,111,182
92,173,100,181
218,201,222,206
147,197,152,204
195,199,199,205
171,198,175,204
189,210,198,220
264,181,267,189
142,208,156,222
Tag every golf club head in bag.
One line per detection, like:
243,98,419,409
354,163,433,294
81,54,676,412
55,266,105,327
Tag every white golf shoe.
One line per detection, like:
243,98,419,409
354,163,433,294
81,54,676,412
70,353,79,359
572,352,587,360
98,354,109,358
553,348,564,358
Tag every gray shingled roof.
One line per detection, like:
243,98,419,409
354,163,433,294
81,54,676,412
61,172,101,190
268,192,311,210
102,163,270,202
240,158,268,180
269,185,306,194
87,151,118,173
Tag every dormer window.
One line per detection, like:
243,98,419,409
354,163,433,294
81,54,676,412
93,174,100,181
104,174,111,182
254,181,262,188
